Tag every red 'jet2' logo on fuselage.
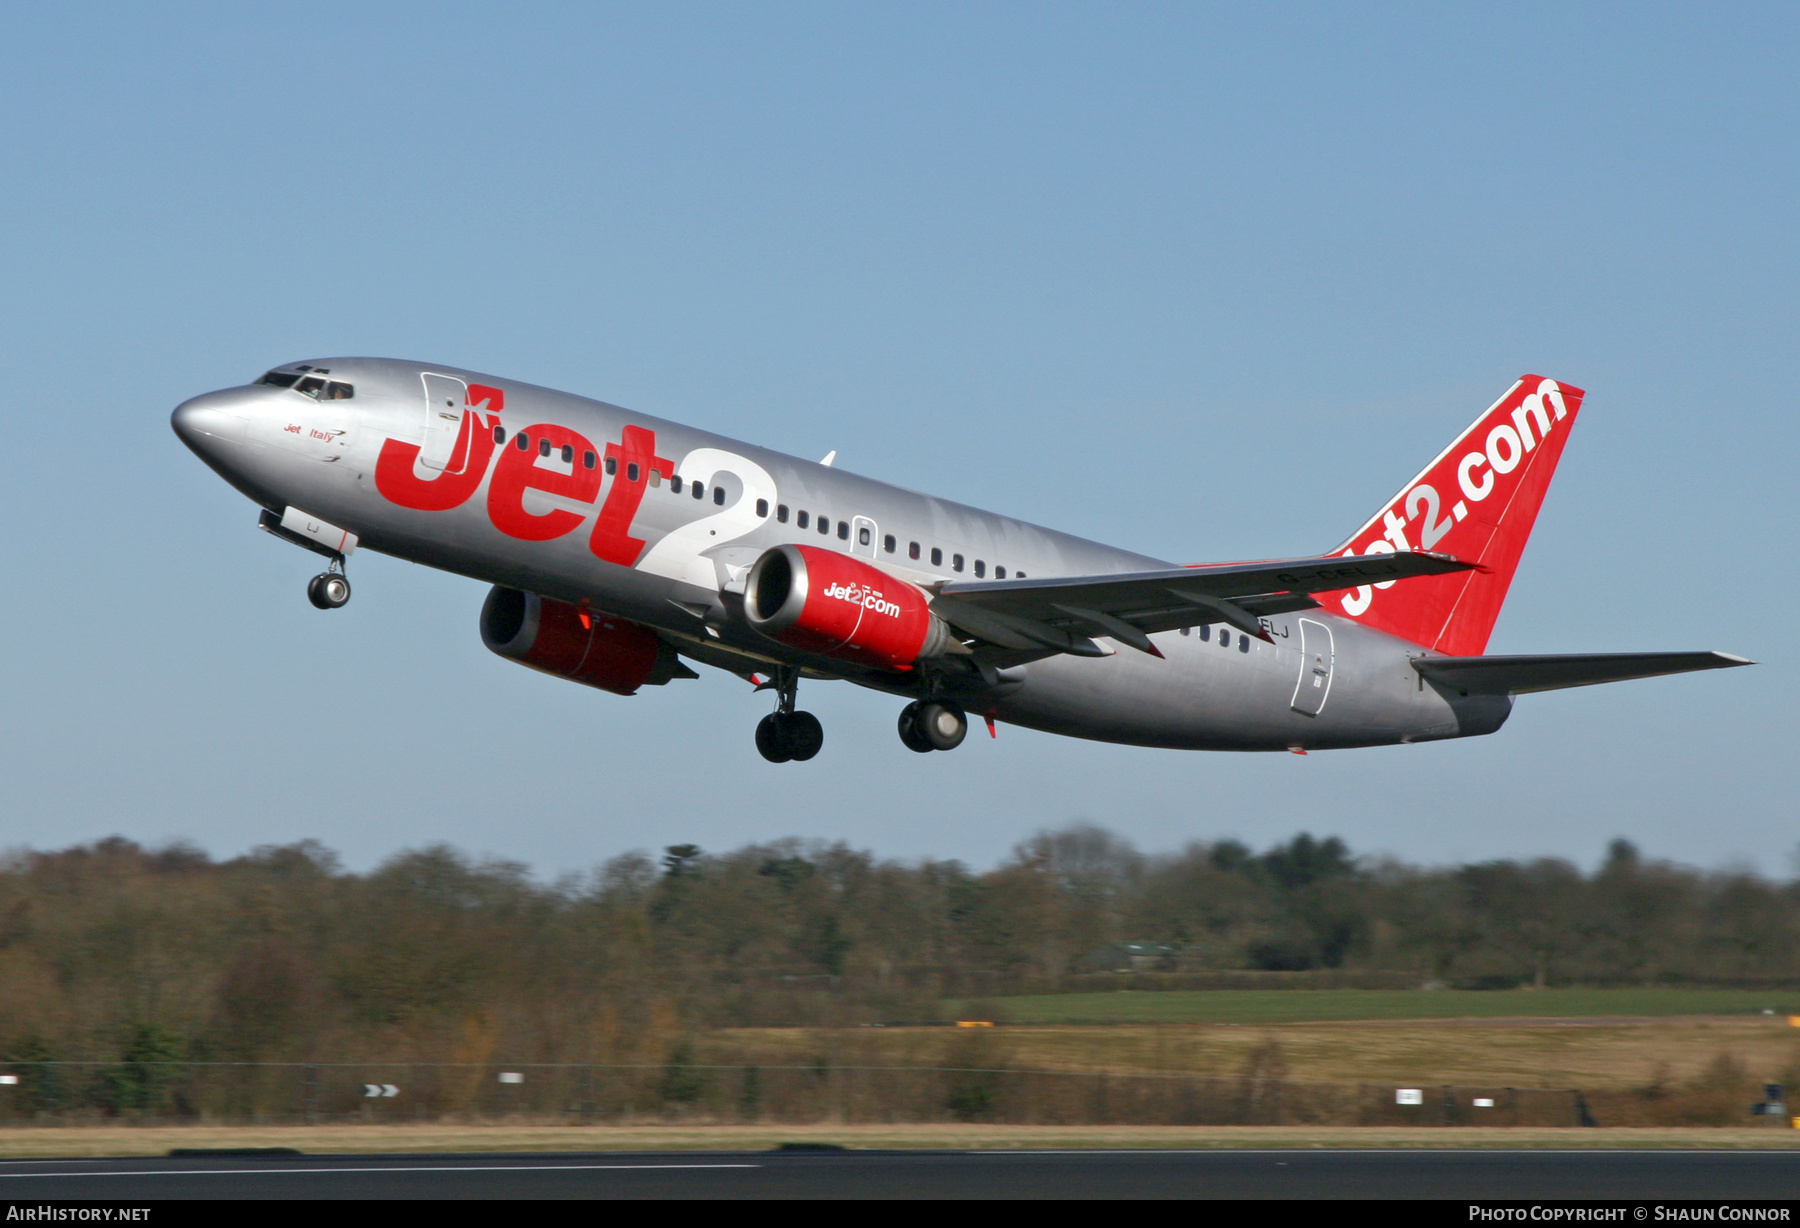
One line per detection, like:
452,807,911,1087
373,384,671,568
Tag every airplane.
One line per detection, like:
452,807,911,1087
171,363,1749,762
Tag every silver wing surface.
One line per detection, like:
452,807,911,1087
929,551,1476,659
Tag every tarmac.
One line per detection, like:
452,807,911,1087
2,1147,1798,1199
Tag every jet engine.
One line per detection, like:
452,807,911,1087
480,587,695,695
744,544,953,670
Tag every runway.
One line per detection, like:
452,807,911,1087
2,1148,1798,1199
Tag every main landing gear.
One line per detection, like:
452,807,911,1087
755,667,824,763
306,560,351,610
898,700,967,753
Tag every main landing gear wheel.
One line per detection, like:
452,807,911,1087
755,667,823,764
755,713,792,763
900,700,967,752
755,710,824,764
307,572,351,610
782,711,823,761
898,702,934,753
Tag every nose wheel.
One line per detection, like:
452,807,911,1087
755,667,823,763
899,700,967,752
307,570,351,610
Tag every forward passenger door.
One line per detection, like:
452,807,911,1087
419,373,471,472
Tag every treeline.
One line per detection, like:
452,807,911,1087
1,827,1797,1068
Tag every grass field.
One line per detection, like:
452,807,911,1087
971,988,1800,1025
0,1124,1797,1158
713,1014,1800,1089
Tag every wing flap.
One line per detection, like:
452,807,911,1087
928,595,1110,657
1413,651,1753,695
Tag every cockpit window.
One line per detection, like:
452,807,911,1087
262,368,353,398
288,377,356,400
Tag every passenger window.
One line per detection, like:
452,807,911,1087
671,475,682,494
714,486,726,505
538,438,552,458
627,462,640,482
1199,624,1210,641
692,480,704,500
952,554,964,572
838,522,850,541
583,451,596,470
819,517,830,534
1015,572,1025,578
493,425,505,444
1239,635,1251,653
516,433,531,452
1180,626,1190,636
756,499,769,518
798,511,810,529
561,444,574,463
974,560,985,578
323,381,354,399
778,504,790,523
995,566,1006,579
931,547,942,566
883,534,896,553
1220,630,1231,648
605,456,617,475
907,540,919,559
295,376,326,398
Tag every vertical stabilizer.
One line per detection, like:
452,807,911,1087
1327,376,1584,656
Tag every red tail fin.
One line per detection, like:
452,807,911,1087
1327,376,1585,656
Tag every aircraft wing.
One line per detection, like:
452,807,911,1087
930,551,1475,657
1413,651,1753,695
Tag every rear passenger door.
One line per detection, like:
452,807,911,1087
1290,618,1335,716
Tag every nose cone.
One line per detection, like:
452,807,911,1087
171,389,251,455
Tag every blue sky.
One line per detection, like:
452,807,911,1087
0,3,1791,875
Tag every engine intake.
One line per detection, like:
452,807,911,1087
744,544,951,670
480,587,694,695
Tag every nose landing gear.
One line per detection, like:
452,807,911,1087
755,667,824,763
898,700,967,752
257,509,355,611
308,573,351,609
306,566,351,610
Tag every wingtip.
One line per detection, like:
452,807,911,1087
1715,652,1756,666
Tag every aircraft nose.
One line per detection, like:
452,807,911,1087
171,389,251,453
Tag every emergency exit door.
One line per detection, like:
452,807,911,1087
851,516,879,560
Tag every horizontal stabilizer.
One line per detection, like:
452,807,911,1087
1413,651,1752,696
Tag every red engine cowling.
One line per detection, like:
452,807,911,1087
480,587,693,695
744,544,952,670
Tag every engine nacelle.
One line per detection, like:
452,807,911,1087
480,587,693,695
744,544,952,670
